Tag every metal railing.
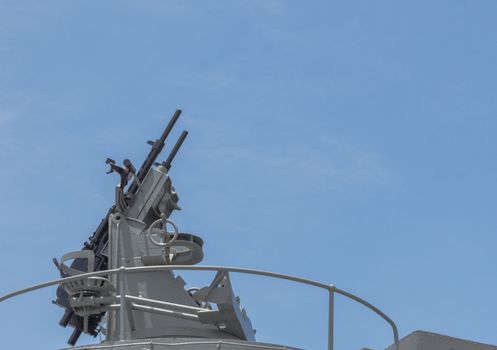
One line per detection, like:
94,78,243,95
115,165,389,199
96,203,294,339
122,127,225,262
0,265,399,350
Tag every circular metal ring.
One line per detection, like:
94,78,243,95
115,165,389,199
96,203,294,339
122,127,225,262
147,217,179,247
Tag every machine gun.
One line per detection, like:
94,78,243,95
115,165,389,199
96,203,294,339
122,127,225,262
53,109,188,345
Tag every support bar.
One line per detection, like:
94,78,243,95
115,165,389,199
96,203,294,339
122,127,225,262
329,287,335,350
125,295,206,313
131,303,199,321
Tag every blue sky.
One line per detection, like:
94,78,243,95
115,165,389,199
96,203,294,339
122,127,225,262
1,1,497,349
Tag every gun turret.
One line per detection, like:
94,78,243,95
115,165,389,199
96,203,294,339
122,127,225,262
54,109,185,345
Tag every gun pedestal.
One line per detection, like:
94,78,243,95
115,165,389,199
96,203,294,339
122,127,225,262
54,110,255,346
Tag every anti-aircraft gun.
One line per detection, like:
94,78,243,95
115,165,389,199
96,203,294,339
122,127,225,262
0,108,403,350
53,109,204,345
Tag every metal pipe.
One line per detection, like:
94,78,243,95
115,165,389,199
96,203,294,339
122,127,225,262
0,268,120,303
125,295,205,313
328,286,335,350
334,287,399,350
126,299,136,332
131,303,199,321
125,265,332,290
118,267,126,341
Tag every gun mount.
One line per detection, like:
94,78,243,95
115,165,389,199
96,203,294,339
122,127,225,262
52,109,220,345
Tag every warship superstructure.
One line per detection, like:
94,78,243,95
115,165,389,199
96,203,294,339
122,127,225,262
1,110,495,350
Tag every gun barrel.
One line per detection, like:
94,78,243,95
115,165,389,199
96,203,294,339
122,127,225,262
68,328,82,346
163,130,188,170
129,109,182,193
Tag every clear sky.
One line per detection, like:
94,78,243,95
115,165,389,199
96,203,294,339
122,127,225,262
1,1,496,349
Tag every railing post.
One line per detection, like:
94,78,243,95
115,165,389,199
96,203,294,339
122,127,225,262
329,285,335,350
119,266,127,341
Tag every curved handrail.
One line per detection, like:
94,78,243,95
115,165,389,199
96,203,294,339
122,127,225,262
334,287,399,350
0,265,399,350
0,267,120,303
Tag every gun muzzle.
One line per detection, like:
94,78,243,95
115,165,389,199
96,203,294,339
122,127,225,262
162,130,188,171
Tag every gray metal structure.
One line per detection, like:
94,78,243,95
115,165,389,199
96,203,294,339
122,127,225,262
385,331,497,350
9,109,490,349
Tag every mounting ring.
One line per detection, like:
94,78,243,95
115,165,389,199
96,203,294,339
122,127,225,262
147,214,179,247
